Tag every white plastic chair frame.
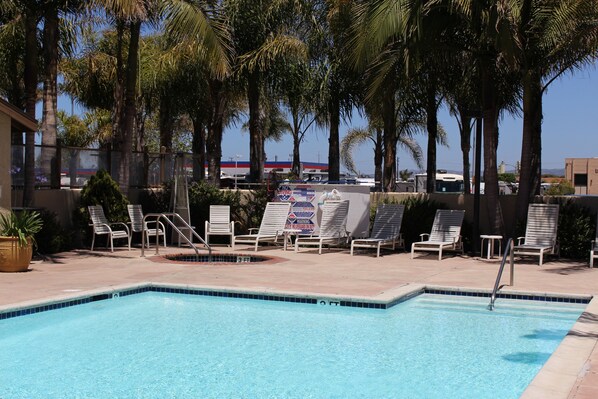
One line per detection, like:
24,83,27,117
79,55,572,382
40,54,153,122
513,203,559,266
411,209,465,261
205,205,235,250
351,203,405,257
295,200,350,255
88,205,131,252
127,204,166,248
233,202,291,251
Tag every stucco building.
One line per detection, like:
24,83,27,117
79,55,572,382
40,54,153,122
565,158,598,195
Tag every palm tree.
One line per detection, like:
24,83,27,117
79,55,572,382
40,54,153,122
341,104,446,187
276,60,318,176
6,0,43,206
40,1,81,188
514,0,598,225
312,0,359,183
341,126,423,180
445,0,522,234
162,0,234,186
350,0,454,192
228,0,308,183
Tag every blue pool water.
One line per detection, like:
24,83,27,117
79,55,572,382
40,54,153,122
0,292,585,398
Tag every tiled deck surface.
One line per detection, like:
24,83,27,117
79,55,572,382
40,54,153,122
2,244,598,398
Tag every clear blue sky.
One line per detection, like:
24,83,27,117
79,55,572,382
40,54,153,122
222,64,598,175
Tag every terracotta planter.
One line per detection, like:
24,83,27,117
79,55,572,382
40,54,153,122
0,236,33,272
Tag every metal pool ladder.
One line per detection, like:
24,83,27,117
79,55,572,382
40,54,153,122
487,238,515,311
140,213,211,261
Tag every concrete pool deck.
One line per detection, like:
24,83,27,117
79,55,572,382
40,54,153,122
1,244,598,398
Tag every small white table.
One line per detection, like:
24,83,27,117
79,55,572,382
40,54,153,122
480,235,503,259
282,229,302,251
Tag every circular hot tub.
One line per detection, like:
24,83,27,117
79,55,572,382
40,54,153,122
163,253,272,264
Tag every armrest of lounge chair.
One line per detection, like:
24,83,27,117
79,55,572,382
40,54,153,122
248,228,259,234
517,236,525,245
419,233,430,241
111,222,130,234
453,235,462,248
89,222,111,229
145,220,165,231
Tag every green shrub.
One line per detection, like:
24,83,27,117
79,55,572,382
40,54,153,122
187,181,243,238
79,170,129,221
73,170,129,246
397,196,446,248
556,201,594,259
34,209,72,254
137,184,172,214
545,181,574,196
238,181,280,234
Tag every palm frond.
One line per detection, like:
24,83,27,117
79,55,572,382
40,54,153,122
237,34,308,74
162,0,232,79
340,127,373,175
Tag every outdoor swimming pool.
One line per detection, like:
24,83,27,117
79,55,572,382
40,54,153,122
0,290,585,398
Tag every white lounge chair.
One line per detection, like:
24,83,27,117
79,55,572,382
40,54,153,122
590,215,598,268
411,209,465,261
127,204,166,248
88,205,131,252
233,202,291,251
514,203,559,266
351,203,405,257
295,200,350,254
205,205,235,250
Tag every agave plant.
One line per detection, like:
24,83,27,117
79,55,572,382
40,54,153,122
0,211,43,247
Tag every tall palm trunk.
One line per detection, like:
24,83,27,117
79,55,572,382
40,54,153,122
458,108,472,195
23,10,38,207
515,70,543,225
207,80,226,186
247,73,263,182
41,6,60,188
425,83,438,193
191,115,206,182
159,94,174,151
291,110,301,176
111,21,125,170
382,91,396,191
118,20,141,192
481,68,503,235
328,97,340,182
374,127,383,189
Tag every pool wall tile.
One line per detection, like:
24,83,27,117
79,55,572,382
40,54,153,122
0,283,590,321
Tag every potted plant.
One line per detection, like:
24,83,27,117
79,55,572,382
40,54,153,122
0,210,43,272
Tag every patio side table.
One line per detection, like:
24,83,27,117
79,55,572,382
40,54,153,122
480,235,502,259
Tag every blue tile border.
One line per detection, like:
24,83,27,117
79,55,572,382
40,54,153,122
423,288,591,304
0,285,590,320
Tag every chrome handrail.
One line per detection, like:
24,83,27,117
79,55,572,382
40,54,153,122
140,213,211,261
487,238,515,311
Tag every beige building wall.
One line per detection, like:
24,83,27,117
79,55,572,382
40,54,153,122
565,158,598,195
0,112,11,212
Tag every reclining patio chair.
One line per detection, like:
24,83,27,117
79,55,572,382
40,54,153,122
411,209,465,261
351,203,405,257
233,202,291,251
295,200,350,254
88,205,131,252
127,204,166,248
513,203,559,266
205,205,235,250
